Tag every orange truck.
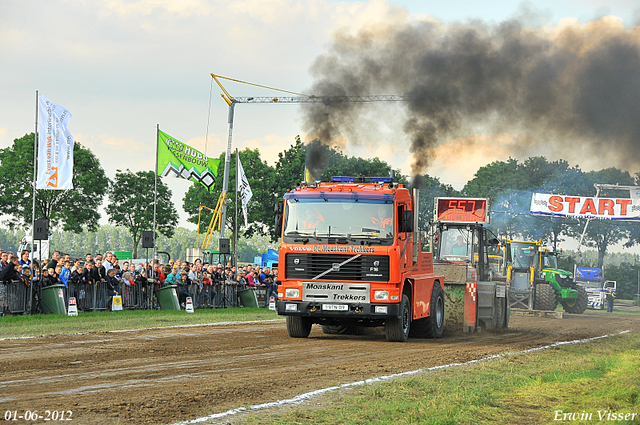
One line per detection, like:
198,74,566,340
274,177,508,341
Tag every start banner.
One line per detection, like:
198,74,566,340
530,193,640,221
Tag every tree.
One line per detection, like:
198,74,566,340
183,148,276,250
0,133,109,231
416,174,459,231
463,156,586,244
106,170,178,258
273,136,306,201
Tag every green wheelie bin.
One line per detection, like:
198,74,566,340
41,284,67,315
238,287,259,308
155,284,180,310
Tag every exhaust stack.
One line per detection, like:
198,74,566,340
413,188,419,264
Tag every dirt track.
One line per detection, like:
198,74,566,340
1,311,639,425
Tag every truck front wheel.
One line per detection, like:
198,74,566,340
286,316,312,338
385,294,411,342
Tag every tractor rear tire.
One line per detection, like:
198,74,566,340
534,283,558,311
494,295,508,330
562,286,588,314
385,294,411,342
410,283,445,338
286,316,312,338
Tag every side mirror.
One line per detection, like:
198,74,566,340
401,210,414,233
488,238,500,246
275,215,282,237
274,202,284,214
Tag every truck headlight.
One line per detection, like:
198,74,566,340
374,290,389,300
375,306,388,314
285,303,298,311
285,288,299,298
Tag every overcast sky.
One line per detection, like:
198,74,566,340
1,0,639,238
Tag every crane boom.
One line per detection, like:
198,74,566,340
209,72,408,248
231,95,408,104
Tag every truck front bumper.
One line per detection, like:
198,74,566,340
276,300,401,320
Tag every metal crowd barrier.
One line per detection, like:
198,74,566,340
0,276,260,315
117,281,153,310
213,281,238,308
0,280,30,315
186,283,217,308
73,281,96,311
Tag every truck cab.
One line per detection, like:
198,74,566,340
574,267,615,310
275,176,445,342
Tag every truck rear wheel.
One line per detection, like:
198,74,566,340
534,283,558,311
286,316,312,338
385,294,410,342
562,286,588,314
410,284,445,338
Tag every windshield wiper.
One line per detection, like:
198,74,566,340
285,230,314,237
348,233,393,245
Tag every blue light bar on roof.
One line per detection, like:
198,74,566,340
330,176,394,183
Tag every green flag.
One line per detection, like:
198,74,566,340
157,130,220,191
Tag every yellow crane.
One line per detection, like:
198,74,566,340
209,73,409,242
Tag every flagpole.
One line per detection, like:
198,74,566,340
32,91,38,261
219,102,235,239
154,124,159,263
234,148,238,269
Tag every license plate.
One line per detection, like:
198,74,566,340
322,304,349,311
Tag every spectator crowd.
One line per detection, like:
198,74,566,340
0,247,280,313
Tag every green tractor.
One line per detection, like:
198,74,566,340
503,240,588,314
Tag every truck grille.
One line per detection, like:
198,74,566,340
285,253,390,282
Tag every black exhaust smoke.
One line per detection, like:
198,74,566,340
301,16,640,184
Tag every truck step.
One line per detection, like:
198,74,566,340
510,308,564,319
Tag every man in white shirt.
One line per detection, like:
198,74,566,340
103,251,114,273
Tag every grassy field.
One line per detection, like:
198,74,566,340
0,308,282,339
238,332,640,425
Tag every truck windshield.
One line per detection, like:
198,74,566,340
283,199,394,243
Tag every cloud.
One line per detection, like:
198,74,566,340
3,0,639,231
301,13,640,182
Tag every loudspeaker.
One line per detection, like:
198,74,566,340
219,238,230,254
142,231,154,248
34,219,49,240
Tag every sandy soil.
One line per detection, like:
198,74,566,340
1,310,639,425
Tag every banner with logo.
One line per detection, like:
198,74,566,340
530,192,640,221
36,94,74,189
237,155,253,227
157,130,220,191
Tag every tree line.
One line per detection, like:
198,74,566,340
2,133,639,270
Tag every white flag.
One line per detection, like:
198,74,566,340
237,156,253,227
37,94,74,190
